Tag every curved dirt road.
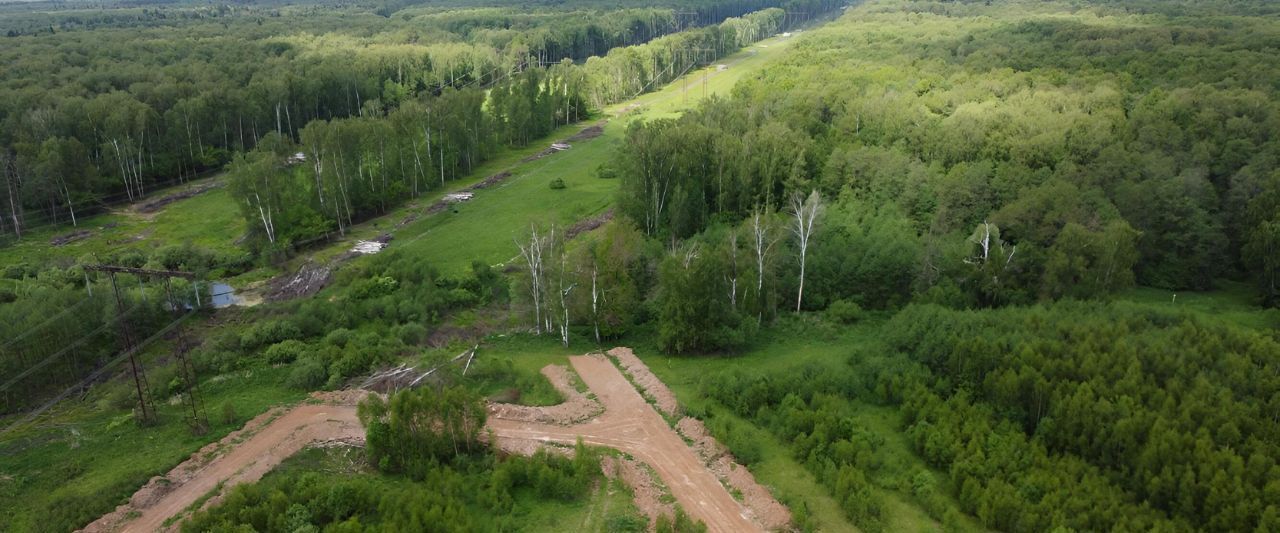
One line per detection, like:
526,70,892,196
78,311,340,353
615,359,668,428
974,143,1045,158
488,354,761,533
84,403,364,533
90,354,761,533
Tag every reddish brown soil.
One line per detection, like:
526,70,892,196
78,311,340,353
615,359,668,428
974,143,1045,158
601,455,674,529
487,363,602,425
81,392,367,533
487,354,761,533
607,347,681,417
678,417,793,530
90,351,786,533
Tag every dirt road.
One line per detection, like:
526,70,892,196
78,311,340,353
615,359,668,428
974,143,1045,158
487,354,761,533
84,402,364,533
91,355,761,533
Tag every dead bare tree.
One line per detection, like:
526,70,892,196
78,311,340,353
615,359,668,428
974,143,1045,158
789,190,823,313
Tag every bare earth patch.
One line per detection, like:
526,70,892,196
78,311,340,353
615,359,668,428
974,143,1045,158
602,455,674,529
487,352,773,532
487,364,602,425
677,417,793,530
87,349,788,533
607,347,681,418
80,391,368,533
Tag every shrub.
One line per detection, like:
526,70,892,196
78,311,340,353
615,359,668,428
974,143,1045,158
287,357,329,390
220,402,238,425
394,323,428,346
549,178,567,189
606,514,646,532
324,328,353,347
240,320,302,349
263,339,307,365
826,299,864,324
349,276,398,300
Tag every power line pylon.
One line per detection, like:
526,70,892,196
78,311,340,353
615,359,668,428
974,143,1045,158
163,278,208,434
673,10,699,31
87,264,201,430
104,269,157,426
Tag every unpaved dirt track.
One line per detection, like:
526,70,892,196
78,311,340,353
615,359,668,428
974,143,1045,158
92,355,762,533
87,404,364,533
488,354,761,533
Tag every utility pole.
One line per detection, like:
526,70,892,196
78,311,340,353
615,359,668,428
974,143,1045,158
87,264,203,431
163,278,208,434
105,269,156,426
682,48,715,104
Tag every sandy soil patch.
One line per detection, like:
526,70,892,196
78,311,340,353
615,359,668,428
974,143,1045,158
487,364,602,425
81,391,367,533
677,417,792,530
607,347,681,418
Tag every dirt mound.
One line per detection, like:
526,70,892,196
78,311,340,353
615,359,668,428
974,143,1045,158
396,211,420,228
136,183,222,214
677,417,727,461
714,457,792,531
263,260,334,302
487,364,602,425
309,389,370,405
565,209,614,240
50,229,92,246
607,347,680,418
565,122,606,143
676,417,792,531
489,434,574,457
467,170,513,191
520,145,564,163
602,455,674,529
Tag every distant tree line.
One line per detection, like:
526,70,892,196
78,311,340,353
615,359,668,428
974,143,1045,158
221,3,837,254
0,0,826,242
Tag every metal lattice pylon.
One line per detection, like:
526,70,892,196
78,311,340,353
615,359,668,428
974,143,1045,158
164,279,209,434
106,270,157,425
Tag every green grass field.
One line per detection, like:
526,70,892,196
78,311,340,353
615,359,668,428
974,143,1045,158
0,180,247,269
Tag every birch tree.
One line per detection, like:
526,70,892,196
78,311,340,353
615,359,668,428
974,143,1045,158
515,225,552,334
789,190,823,313
748,207,781,322
551,238,577,348
964,221,1018,305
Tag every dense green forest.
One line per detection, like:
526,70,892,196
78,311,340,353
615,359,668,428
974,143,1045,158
3,0,1280,531
0,0,834,242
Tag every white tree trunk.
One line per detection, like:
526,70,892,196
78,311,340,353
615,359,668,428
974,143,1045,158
789,190,823,313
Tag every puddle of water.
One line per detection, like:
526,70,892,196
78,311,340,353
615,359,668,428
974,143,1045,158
210,282,239,308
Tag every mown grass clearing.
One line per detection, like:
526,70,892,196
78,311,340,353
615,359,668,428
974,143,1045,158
0,178,245,269
381,30,806,276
